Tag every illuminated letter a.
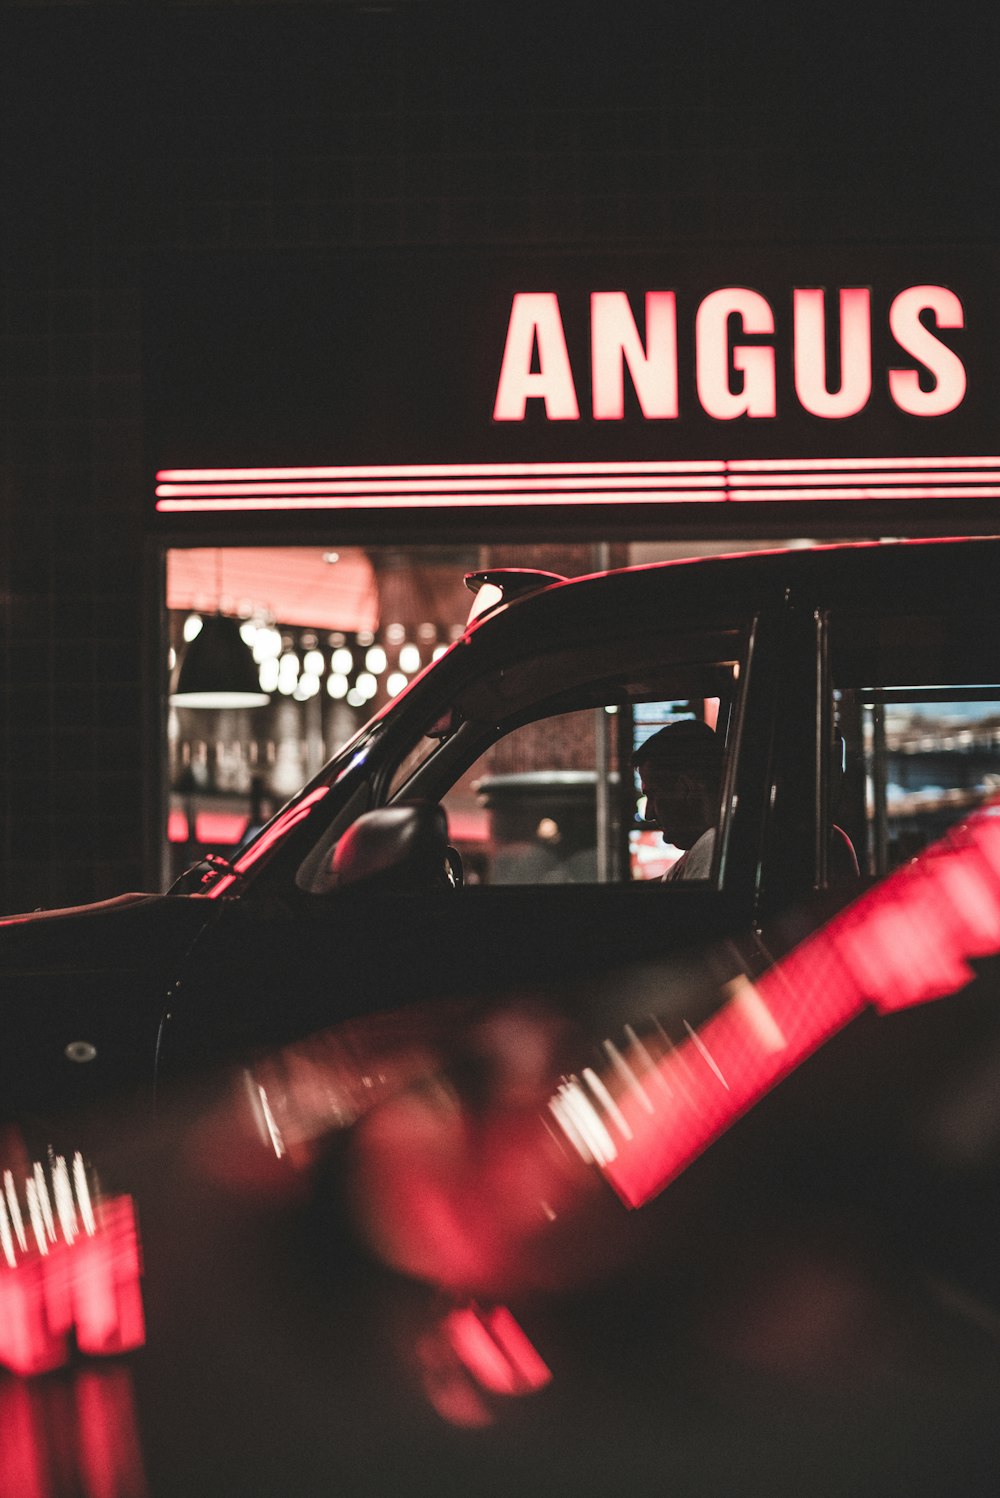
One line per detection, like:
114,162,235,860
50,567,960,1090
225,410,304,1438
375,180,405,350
493,293,580,421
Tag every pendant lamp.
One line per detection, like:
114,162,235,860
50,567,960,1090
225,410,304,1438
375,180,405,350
170,613,270,708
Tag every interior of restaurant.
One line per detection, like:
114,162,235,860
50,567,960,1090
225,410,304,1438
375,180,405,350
163,536,810,885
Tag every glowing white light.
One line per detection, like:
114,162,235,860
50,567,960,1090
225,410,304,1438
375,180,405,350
183,614,203,643
279,651,299,675
432,645,447,661
365,646,387,674
604,704,619,714
683,1020,730,1089
386,672,408,697
331,647,354,674
294,672,321,700
303,649,325,675
385,622,405,644
582,1067,633,1140
253,627,282,663
355,672,377,699
52,1156,77,1245
399,644,421,674
239,621,257,646
602,1039,654,1114
257,1085,286,1158
72,1153,96,1236
25,1179,48,1256
327,672,349,699
259,658,280,692
277,675,296,696
346,688,367,708
168,646,176,670
549,1079,618,1166
33,1163,55,1242
322,551,340,565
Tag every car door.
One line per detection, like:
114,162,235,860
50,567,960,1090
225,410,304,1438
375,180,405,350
159,592,805,1085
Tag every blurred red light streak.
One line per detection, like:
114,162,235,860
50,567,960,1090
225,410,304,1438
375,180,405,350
604,808,1000,1208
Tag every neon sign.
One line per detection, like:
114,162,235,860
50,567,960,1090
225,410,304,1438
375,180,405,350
493,286,967,423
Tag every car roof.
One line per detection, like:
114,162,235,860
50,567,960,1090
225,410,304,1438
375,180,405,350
466,535,1000,650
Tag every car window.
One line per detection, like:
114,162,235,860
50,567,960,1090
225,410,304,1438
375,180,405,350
392,628,748,887
831,611,1000,877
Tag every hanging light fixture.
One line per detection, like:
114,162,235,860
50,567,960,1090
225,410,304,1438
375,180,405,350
169,551,270,708
170,614,271,708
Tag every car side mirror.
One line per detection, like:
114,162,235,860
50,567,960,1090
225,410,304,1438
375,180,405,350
332,801,453,891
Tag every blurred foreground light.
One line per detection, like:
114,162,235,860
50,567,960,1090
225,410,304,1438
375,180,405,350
417,1303,552,1428
0,1153,145,1377
386,671,408,697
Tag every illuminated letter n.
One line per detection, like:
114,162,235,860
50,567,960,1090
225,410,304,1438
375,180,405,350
591,292,678,420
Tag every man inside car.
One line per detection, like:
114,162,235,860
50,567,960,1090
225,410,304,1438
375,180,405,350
633,719,723,881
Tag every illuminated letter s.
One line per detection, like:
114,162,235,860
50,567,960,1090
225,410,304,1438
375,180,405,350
696,288,776,420
493,293,580,421
888,286,967,417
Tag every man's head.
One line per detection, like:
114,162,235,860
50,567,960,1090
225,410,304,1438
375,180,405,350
633,719,723,850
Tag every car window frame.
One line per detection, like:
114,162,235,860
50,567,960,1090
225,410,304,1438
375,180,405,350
384,617,758,892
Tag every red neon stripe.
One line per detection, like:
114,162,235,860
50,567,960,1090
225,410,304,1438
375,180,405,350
728,455,1000,471
157,492,729,513
731,470,1000,486
156,475,725,497
156,460,726,481
729,486,1000,501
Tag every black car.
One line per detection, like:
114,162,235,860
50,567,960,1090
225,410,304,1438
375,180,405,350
7,535,1000,1495
4,535,1000,1130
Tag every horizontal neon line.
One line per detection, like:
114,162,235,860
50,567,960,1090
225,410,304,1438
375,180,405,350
155,475,726,498
731,470,1000,487
729,456,1000,471
157,486,1000,512
156,460,726,482
156,492,731,512
729,486,1000,501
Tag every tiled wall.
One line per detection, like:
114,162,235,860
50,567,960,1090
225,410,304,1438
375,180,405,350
1,2,995,912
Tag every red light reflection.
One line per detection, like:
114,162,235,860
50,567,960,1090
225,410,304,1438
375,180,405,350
0,1367,148,1498
0,1153,144,1378
416,1303,551,1427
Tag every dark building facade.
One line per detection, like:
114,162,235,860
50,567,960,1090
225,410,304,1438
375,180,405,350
2,1,998,913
